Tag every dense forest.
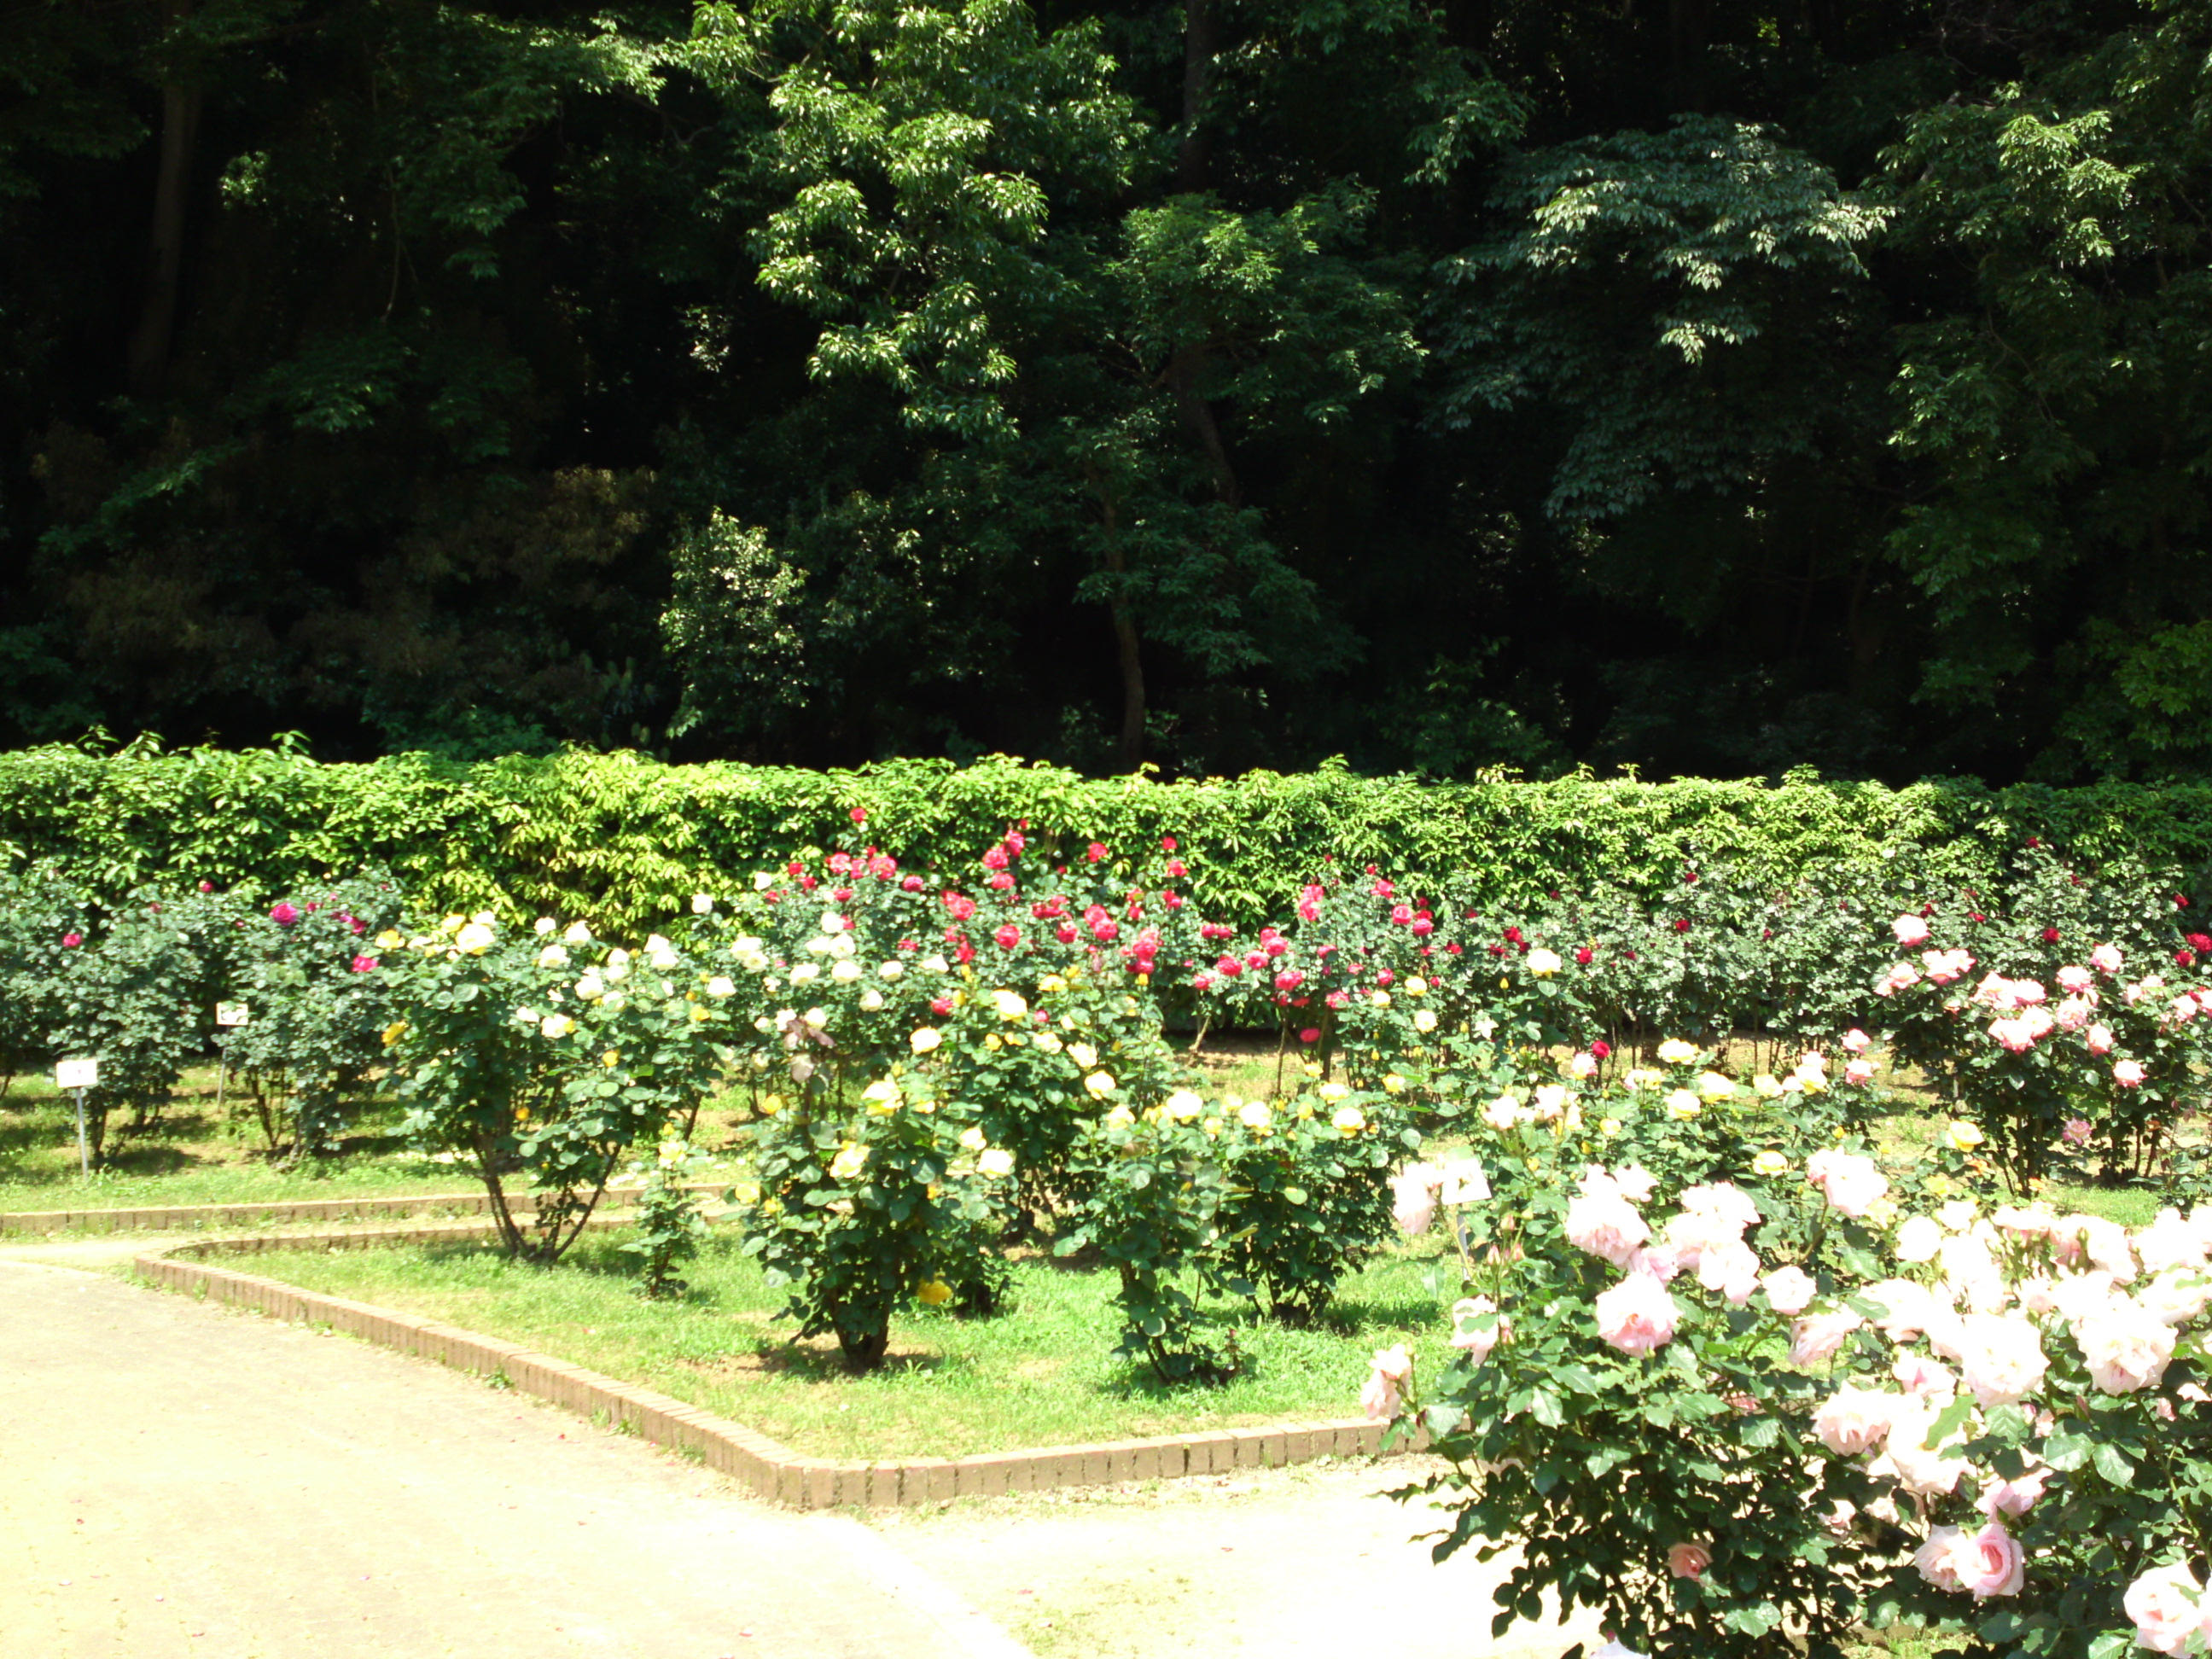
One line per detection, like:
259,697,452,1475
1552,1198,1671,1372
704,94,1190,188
4,0,2211,782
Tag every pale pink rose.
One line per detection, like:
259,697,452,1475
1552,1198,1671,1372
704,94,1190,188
2016,1275,2061,1315
1974,972,2021,1011
2091,942,2124,975
1988,1017,2035,1053
1390,1164,1443,1235
1566,1190,1650,1268
1813,1385,1901,1455
1892,1352,1958,1398
1925,948,1973,985
1954,1314,2048,1407
1612,1166,1658,1204
1594,1273,1681,1356
2172,995,2200,1025
1761,1264,1817,1315
1697,1239,1762,1306
1805,1150,1889,1219
1680,1181,1762,1235
2139,1271,2212,1327
2082,1218,2139,1283
1666,1542,1712,1580
1842,1027,1872,1054
1790,1309,1864,1366
2048,1267,2120,1322
1977,1464,2050,1518
1360,1344,1414,1420
1577,1164,1622,1199
2058,965,2094,994
2013,980,2047,1007
1866,1278,1947,1340
2115,1058,2147,1087
1569,1051,1600,1079
2138,1209,2209,1275
2062,1117,2093,1146
1895,1216,1944,1263
1450,1296,1506,1363
2021,1004,2055,1039
2055,995,2094,1031
1992,1204,2058,1243
1627,1243,1684,1284
2087,1022,2115,1054
1913,1526,1967,1593
1953,1522,2026,1598
1886,1402,1970,1497
2075,1300,2176,1393
1880,962,1922,996
2157,1397,2178,1422
1941,1233,2007,1313
2124,1562,2212,1656
2126,976,2165,1006
1842,1057,1875,1085
1894,915,1931,946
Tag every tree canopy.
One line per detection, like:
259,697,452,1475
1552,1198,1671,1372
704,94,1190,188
6,0,2212,782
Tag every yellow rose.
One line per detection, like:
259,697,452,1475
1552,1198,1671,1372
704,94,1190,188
917,1278,954,1307
1945,1120,1985,1153
984,1033,1004,1051
1404,976,1427,996
1084,1070,1116,1097
1038,975,1067,995
1697,1070,1736,1102
958,1126,987,1150
454,921,496,955
992,989,1027,1019
1657,1039,1698,1064
1164,1090,1204,1121
829,1144,870,1181
1068,1042,1099,1069
381,1020,408,1047
862,1079,902,1115
1237,1100,1272,1129
977,1148,1015,1178
1751,1150,1789,1178
1104,1103,1135,1128
910,1027,942,1054
602,1049,620,1068
1371,991,1393,1009
1753,1074,1784,1098
1318,1082,1350,1102
1330,1104,1366,1134
1412,1010,1437,1033
759,1093,783,1115
1382,1074,1406,1095
374,928,405,950
1665,1089,1702,1121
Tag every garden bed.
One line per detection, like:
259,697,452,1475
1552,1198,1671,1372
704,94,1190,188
228,1226,1464,1462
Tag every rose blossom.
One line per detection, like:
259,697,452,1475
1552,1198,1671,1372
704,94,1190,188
2087,1022,2116,1054
1613,1166,1658,1203
1790,1309,1864,1366
1977,1464,2050,1518
1567,1190,1650,1267
1594,1273,1681,1356
1761,1265,1817,1315
2090,942,2124,974
1864,1276,1945,1340
1885,1401,1971,1497
1696,1239,1762,1306
2123,1563,2212,1656
1894,914,1931,946
1666,1542,1712,1581
1360,1345,1413,1420
2058,964,2095,994
1450,1296,1506,1363
1805,1150,1889,1219
1954,1313,2048,1406
2139,1209,2210,1274
1953,1521,2026,1598
1895,1216,1944,1263
1912,1526,1967,1592
1390,1164,1443,1236
1842,1027,1872,1053
2054,995,2095,1030
2115,1058,2146,1087
2075,1299,2177,1393
1813,1385,1901,1455
1924,948,1973,984
1892,1352,1957,1398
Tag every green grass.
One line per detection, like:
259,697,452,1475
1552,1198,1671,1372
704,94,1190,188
225,1226,1470,1461
0,1064,768,1218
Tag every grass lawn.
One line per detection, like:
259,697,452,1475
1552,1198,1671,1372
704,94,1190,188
0,1065,766,1217
220,1225,1470,1461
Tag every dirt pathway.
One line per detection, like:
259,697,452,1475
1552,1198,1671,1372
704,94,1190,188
0,1258,1025,1659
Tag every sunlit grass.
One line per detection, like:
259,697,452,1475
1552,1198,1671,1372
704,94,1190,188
234,1225,1475,1461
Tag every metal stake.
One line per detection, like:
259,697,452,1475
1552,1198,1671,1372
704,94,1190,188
73,1086,89,1178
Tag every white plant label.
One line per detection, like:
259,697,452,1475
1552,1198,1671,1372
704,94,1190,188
55,1057,98,1090
215,1003,250,1027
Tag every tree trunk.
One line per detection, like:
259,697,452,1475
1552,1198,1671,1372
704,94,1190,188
127,5,201,399
1100,496,1147,770
1178,0,1216,194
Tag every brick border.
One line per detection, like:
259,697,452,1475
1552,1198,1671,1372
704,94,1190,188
132,1228,1394,1510
3,1181,725,1236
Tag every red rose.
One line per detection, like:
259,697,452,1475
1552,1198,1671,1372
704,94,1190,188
2042,927,2060,943
1389,903,1414,926
1161,836,1177,852
1274,969,1304,991
1591,1040,1611,1060
1217,957,1243,977
61,931,82,948
197,881,213,893
350,955,377,974
931,996,954,1016
850,806,867,824
1673,918,1690,933
1086,842,1109,863
987,873,1015,890
1055,923,1079,945
1298,1027,1321,1045
994,924,1021,950
902,875,924,892
1410,917,1433,936
1192,972,1214,989
1575,946,1593,965
982,847,1010,870
271,903,300,928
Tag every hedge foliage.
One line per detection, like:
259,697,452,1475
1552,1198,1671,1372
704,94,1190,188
7,738,2212,940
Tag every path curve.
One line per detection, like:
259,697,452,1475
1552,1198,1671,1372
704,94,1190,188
0,1259,1027,1659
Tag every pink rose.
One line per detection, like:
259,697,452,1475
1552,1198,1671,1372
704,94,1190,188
1813,1386,1901,1456
1761,1265,1817,1315
1696,1239,1762,1306
1977,1466,2049,1518
1894,914,1931,946
1891,1352,1957,1398
1359,1345,1413,1421
1844,1057,1876,1086
1594,1273,1680,1357
1566,1190,1650,1267
2058,964,2094,994
1612,1166,1658,1203
2115,1058,2146,1087
2125,1563,2212,1656
1954,1314,2048,1407
1804,1150,1889,1219
1789,1309,1864,1366
1450,1296,1506,1363
1390,1165,1441,1237
2091,942,2124,975
2087,1023,2115,1055
1842,1027,1872,1053
2075,1300,2175,1393
1886,1402,1970,1497
1666,1542,1712,1580
349,954,377,974
270,902,300,927
1913,1526,1967,1593
1953,1521,2026,1598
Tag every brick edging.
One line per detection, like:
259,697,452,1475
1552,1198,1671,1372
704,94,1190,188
133,1229,1394,1509
3,1181,726,1236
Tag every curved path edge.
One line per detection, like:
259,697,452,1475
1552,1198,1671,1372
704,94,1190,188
136,1227,1403,1511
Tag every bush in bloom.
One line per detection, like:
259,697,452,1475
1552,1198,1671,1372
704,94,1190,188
1370,1044,2212,1659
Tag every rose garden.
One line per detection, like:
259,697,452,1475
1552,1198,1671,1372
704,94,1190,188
5,760,2212,1658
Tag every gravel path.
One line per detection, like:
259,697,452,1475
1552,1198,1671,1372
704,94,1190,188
0,1258,1025,1659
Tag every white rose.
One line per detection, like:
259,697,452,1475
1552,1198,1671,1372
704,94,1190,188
879,960,905,981
691,894,714,915
706,976,736,998
830,958,863,981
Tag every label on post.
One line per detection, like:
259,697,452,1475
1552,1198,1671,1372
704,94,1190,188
55,1057,98,1090
215,1003,250,1027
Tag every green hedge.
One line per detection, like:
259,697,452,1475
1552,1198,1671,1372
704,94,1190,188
5,739,2212,938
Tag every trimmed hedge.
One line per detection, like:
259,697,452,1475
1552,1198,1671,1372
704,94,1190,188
5,739,2212,938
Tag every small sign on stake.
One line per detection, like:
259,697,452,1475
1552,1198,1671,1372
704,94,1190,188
55,1057,98,1091
215,1003,250,1027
